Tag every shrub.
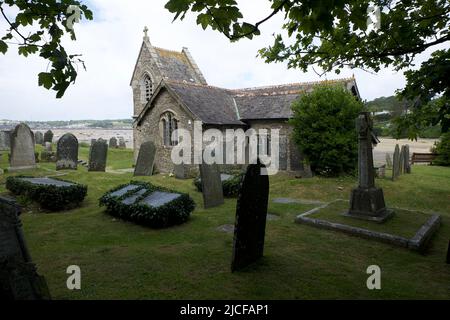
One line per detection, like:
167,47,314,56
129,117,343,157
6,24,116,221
99,181,195,228
40,151,56,162
6,176,88,211
194,172,244,197
290,85,364,176
431,132,450,166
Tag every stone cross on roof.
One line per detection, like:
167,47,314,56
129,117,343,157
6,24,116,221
143,26,149,40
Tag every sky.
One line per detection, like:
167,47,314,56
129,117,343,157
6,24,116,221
0,0,446,121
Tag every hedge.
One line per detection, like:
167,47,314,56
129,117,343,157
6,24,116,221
99,181,195,228
6,176,88,211
194,172,244,197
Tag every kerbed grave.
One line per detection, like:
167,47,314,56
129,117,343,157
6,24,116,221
99,182,195,228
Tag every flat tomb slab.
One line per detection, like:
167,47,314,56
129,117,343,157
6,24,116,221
17,177,75,187
109,185,141,197
121,189,148,205
295,200,441,252
140,191,181,208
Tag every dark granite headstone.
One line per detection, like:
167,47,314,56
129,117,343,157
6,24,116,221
109,137,118,149
56,133,78,170
0,196,51,300
134,141,156,176
43,130,53,144
88,140,108,172
392,144,400,181
9,123,36,171
199,163,224,209
279,135,288,171
231,161,269,272
0,130,11,150
34,132,44,145
347,112,393,223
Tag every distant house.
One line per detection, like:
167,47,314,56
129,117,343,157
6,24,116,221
131,30,361,176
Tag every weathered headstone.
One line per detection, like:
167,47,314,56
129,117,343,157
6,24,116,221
231,161,269,272
88,140,108,172
45,142,52,152
385,153,392,169
399,146,405,175
34,132,44,145
134,141,156,176
346,112,393,223
56,133,78,170
0,196,51,300
199,163,224,209
404,144,411,174
289,140,313,178
109,137,118,149
118,137,126,149
0,130,11,150
392,144,400,181
43,130,53,144
174,164,189,179
90,139,97,146
9,123,36,171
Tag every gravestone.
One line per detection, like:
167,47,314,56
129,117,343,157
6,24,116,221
9,123,37,171
174,164,189,179
43,130,53,144
289,140,313,178
56,133,78,170
45,142,52,152
346,112,393,223
392,145,400,181
90,139,97,146
0,130,11,150
88,140,108,172
109,137,118,149
404,145,411,174
34,132,44,145
0,196,51,300
118,137,126,149
385,153,392,169
134,141,156,176
231,161,269,272
279,135,288,171
399,146,405,175
199,163,224,209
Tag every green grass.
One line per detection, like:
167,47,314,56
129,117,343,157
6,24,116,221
310,200,431,239
0,147,449,300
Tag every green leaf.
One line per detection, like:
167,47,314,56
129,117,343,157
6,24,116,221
38,72,54,90
0,40,7,54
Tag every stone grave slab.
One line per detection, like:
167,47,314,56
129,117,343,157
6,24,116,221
109,185,141,198
121,189,147,205
140,191,181,208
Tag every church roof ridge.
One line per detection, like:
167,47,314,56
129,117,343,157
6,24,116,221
232,77,355,94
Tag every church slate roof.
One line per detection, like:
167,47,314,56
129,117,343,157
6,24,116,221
165,81,244,125
136,77,359,126
154,48,205,85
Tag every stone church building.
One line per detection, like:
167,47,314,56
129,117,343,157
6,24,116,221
131,31,360,177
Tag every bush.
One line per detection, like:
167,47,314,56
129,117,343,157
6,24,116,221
40,151,56,162
290,85,364,176
194,172,244,197
431,133,450,166
99,181,195,228
6,176,88,211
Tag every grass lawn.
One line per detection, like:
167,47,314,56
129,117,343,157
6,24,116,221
1,146,449,300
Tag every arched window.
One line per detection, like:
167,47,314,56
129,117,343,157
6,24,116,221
161,112,179,147
141,74,153,104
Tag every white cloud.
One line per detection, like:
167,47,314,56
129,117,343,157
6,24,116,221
0,0,446,120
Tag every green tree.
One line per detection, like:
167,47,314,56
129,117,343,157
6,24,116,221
165,0,450,136
431,132,450,166
0,0,93,98
290,85,363,176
